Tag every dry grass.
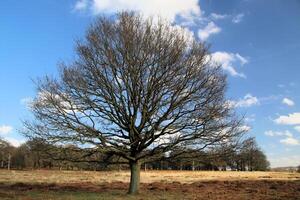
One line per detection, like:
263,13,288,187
0,169,300,199
2,169,300,184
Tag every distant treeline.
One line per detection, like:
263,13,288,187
0,137,270,171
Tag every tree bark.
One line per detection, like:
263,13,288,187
128,161,140,194
8,153,11,170
192,160,195,171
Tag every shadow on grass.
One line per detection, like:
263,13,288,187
0,180,300,200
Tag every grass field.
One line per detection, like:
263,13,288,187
1,169,300,199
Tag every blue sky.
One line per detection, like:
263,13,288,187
1,0,300,167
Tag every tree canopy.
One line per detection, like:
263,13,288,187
24,12,246,194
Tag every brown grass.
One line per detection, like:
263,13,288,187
0,170,299,199
2,169,300,184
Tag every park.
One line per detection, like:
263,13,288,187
0,169,299,199
1,1,300,199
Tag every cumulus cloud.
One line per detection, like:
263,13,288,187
236,94,259,107
235,53,248,65
36,91,81,114
238,125,251,132
264,130,293,137
232,13,244,23
245,114,255,122
198,22,221,41
265,130,300,146
280,137,299,146
210,13,228,20
72,1,250,78
4,137,25,147
274,113,300,125
229,94,259,108
211,13,245,24
0,125,13,135
74,0,201,23
282,98,295,106
170,24,195,44
20,97,33,109
269,154,300,167
74,0,89,11
210,51,248,78
153,131,182,146
294,126,300,133
259,95,282,103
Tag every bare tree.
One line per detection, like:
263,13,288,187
24,12,245,194
0,138,14,170
228,137,270,171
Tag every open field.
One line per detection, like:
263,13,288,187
0,169,300,199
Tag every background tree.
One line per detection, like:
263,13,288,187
251,149,270,171
230,137,269,171
26,138,53,169
24,12,245,194
0,138,14,170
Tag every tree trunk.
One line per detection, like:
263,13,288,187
128,161,140,194
8,153,11,170
192,160,195,171
1,152,4,168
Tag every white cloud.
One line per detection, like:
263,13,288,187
74,0,89,11
0,125,13,135
210,13,228,20
245,114,255,122
232,13,244,23
269,154,300,167
73,1,248,78
274,113,300,125
36,91,80,114
294,126,300,133
4,137,25,147
20,97,33,108
265,130,300,146
210,51,248,78
230,94,259,108
280,137,299,146
259,94,282,102
198,22,221,41
264,130,293,137
170,25,195,45
282,98,295,106
75,0,201,23
236,94,259,107
153,131,182,146
238,125,251,132
235,53,248,65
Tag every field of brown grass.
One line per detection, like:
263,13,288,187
0,169,299,199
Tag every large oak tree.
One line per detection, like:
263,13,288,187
24,12,245,194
